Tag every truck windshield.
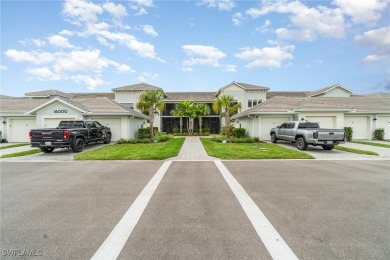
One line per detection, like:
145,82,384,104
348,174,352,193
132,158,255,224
298,122,319,129
58,121,85,128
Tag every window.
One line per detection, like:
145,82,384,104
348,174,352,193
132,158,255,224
287,122,295,129
253,100,258,106
298,122,319,129
248,100,252,107
280,123,287,129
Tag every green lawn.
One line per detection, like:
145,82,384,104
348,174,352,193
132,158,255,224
0,149,41,158
352,141,390,149
74,138,185,160
0,143,30,149
201,138,314,159
335,146,379,156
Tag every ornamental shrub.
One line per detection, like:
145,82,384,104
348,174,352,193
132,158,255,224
138,127,158,139
374,128,385,140
344,127,353,141
234,128,246,138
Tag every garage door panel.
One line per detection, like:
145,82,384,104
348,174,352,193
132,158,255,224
260,117,290,140
377,116,390,140
306,116,336,129
91,118,121,141
345,116,369,140
9,119,36,142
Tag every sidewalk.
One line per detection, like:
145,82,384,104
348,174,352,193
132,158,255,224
170,136,217,161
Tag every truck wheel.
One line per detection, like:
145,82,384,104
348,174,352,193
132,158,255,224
296,137,308,150
72,138,85,153
271,133,278,143
103,133,111,144
322,145,334,150
40,147,54,153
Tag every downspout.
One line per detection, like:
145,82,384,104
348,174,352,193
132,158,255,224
248,115,255,137
128,114,135,139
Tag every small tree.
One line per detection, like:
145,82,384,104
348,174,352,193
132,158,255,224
171,101,189,133
136,90,165,139
374,128,385,140
192,103,211,134
213,95,241,139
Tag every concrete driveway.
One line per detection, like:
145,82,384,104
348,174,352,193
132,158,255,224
273,140,390,160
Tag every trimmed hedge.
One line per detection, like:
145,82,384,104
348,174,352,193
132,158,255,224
374,128,385,140
234,128,246,138
344,127,353,141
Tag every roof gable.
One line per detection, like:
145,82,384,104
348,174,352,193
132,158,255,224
307,84,352,97
216,81,269,96
26,98,87,114
25,89,72,99
112,83,164,92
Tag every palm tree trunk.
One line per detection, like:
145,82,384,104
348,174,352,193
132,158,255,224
179,117,183,133
225,110,230,139
149,104,154,139
199,116,202,134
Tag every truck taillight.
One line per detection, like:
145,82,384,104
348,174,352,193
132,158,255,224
313,131,318,139
64,131,70,139
29,131,32,139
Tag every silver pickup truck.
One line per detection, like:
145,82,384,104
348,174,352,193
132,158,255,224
270,121,345,150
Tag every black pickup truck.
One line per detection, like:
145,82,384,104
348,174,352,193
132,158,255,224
29,120,112,153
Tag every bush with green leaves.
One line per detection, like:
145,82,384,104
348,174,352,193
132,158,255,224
374,128,385,140
220,124,235,136
138,127,158,139
234,128,246,138
344,127,353,141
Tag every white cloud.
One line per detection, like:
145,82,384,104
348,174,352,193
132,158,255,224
102,2,127,27
235,45,295,68
199,0,236,11
129,0,153,15
137,72,159,82
246,0,345,41
182,45,226,69
97,37,114,49
4,50,56,65
333,0,388,25
141,25,158,37
356,26,390,63
275,28,317,41
0,65,9,71
53,49,110,73
224,64,237,72
115,64,136,74
256,20,271,33
70,74,105,90
232,12,243,26
62,0,103,25
59,30,74,36
48,35,74,48
25,67,61,81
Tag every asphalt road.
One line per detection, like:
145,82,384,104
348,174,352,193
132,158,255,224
1,160,389,259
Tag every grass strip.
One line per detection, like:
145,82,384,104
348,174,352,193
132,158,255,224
74,138,185,160
0,149,41,158
335,146,379,156
201,138,314,159
0,143,30,150
352,141,390,149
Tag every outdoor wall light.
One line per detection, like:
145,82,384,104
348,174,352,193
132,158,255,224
301,118,305,121
373,118,377,121
2,121,6,124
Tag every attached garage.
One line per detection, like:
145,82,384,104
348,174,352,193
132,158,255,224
90,117,122,141
345,116,370,139
305,116,336,128
43,117,77,128
376,116,390,140
9,118,36,142
260,116,291,140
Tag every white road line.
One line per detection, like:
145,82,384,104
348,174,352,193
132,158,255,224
91,161,172,260
214,161,298,260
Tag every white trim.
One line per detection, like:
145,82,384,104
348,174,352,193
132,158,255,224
25,98,86,114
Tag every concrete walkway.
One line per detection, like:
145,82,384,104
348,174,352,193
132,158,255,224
0,143,37,157
170,136,217,161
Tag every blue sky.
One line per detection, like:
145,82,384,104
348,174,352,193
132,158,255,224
1,0,389,97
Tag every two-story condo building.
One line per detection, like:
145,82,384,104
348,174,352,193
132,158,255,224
1,81,389,142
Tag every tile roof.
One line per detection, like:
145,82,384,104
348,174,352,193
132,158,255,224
266,91,308,99
71,92,115,100
25,89,73,99
165,92,216,101
216,81,269,96
112,83,164,92
232,96,390,119
0,99,48,114
306,84,352,97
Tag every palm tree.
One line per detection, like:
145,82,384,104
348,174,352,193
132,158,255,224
193,103,211,134
136,90,165,139
170,101,188,133
212,95,241,139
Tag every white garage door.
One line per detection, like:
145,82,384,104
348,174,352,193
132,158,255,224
9,119,36,142
91,118,122,141
260,117,291,140
377,116,390,140
306,116,336,129
345,116,369,139
44,118,76,128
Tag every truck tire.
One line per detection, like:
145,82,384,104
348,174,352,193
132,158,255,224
322,145,334,150
271,133,278,143
40,147,54,153
296,137,308,150
72,138,85,153
103,133,111,144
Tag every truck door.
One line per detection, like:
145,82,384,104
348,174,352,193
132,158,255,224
285,122,296,141
86,121,99,141
278,123,288,139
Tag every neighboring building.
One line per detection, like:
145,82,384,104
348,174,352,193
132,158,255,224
0,82,389,142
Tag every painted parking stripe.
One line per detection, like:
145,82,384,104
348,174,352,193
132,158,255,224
214,161,298,260
91,161,172,260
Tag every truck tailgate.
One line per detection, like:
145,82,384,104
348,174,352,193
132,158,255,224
31,129,65,140
317,130,344,141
